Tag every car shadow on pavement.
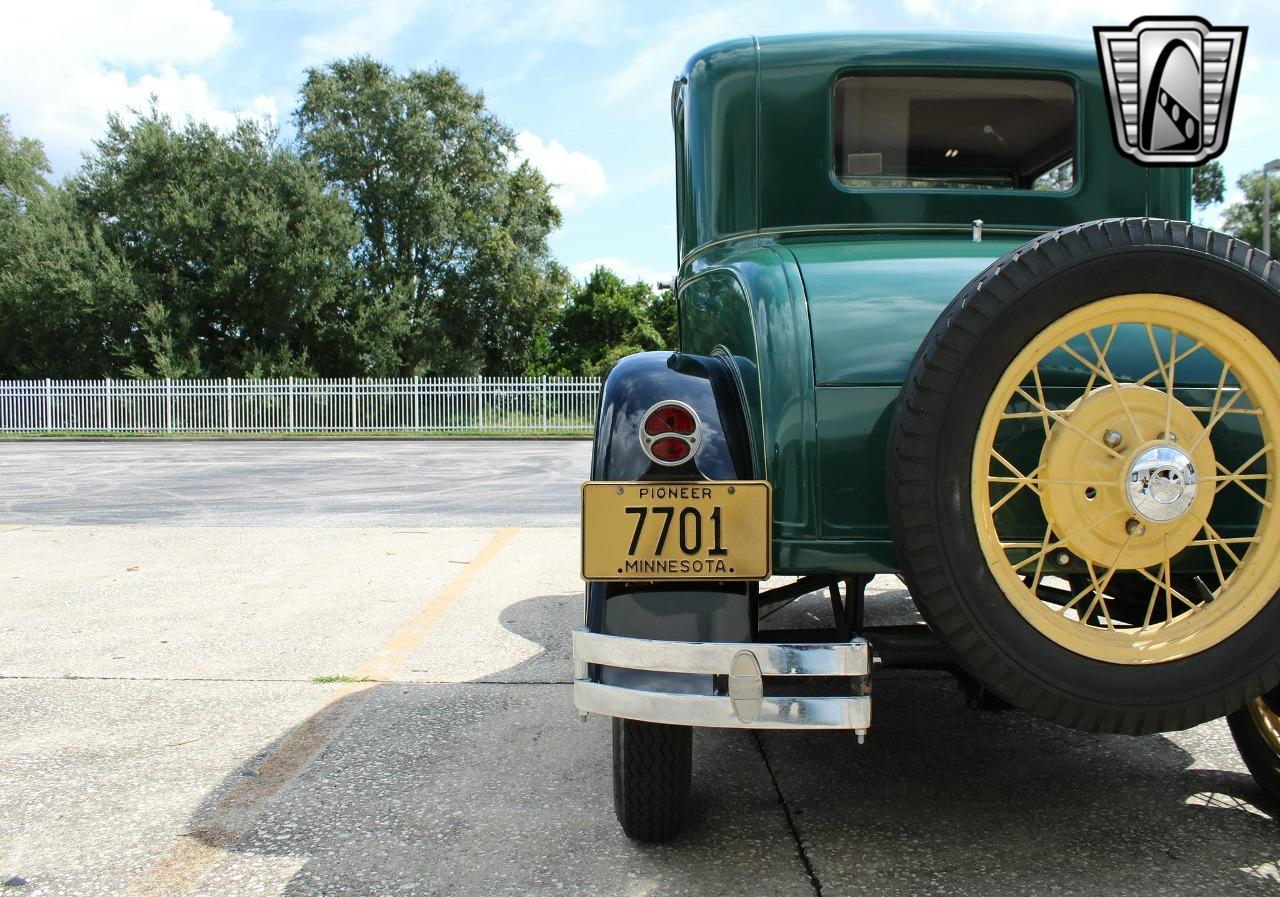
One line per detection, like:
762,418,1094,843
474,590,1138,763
162,591,1279,896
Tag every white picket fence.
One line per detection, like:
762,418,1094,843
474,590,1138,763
0,377,602,434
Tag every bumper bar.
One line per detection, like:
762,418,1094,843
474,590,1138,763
572,628,871,732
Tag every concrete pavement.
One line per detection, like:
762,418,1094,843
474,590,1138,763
1,440,1276,896
0,439,592,527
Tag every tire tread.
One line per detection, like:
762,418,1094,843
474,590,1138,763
887,217,1280,735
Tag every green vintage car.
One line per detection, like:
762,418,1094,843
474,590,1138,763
574,32,1280,840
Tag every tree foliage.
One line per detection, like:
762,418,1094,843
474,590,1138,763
538,266,673,376
1222,168,1280,249
0,59,671,381
72,108,364,378
295,57,567,376
0,117,137,377
1193,161,1225,209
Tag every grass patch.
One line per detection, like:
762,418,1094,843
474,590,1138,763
311,674,374,684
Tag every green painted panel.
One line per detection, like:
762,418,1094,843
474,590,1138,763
674,33,1191,260
815,385,899,540
774,538,898,575
793,235,1022,385
681,246,821,539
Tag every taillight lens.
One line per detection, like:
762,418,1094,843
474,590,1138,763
649,436,691,463
639,401,701,467
644,403,697,436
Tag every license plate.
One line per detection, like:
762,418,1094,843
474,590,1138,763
581,481,772,581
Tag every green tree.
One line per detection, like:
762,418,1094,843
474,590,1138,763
0,117,137,378
70,107,364,378
544,267,671,376
1193,161,1225,209
0,114,52,211
649,286,677,348
1222,168,1280,248
295,57,567,376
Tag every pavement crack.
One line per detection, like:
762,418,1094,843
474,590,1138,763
752,731,823,897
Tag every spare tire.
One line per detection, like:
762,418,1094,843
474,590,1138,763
888,219,1280,735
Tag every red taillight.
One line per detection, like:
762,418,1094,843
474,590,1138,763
639,400,701,467
644,403,697,436
649,436,691,463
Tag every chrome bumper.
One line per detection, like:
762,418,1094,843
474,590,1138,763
572,628,871,733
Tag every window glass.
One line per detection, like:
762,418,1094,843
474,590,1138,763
834,76,1076,191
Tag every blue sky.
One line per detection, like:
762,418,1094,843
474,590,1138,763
1,0,1275,284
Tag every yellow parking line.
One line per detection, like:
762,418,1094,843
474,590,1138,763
357,527,519,680
127,526,520,897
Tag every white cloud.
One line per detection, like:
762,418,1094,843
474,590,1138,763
514,131,608,211
902,0,953,24
0,0,274,174
570,257,671,287
298,0,430,62
2,0,233,66
297,0,623,65
602,7,742,105
901,0,1201,32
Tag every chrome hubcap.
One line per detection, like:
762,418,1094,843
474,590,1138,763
1127,444,1198,523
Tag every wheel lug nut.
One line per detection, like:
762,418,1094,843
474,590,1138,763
1055,551,1072,567
1126,518,1147,537
1104,430,1124,448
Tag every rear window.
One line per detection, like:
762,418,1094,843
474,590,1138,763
833,76,1076,191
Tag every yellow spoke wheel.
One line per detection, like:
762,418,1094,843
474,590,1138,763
890,219,1280,734
972,295,1280,664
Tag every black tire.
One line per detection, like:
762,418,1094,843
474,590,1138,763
612,717,691,841
1228,688,1280,805
888,218,1280,735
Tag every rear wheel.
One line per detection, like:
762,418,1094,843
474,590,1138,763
1228,689,1280,805
889,219,1280,734
612,717,692,841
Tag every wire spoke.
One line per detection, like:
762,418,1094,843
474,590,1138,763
1062,343,1117,389
1082,325,1118,394
1073,535,1133,624
990,484,1025,514
1200,527,1227,591
1013,387,1125,459
987,461,1043,514
1133,563,1198,613
1214,462,1272,509
1142,563,1164,627
1086,330,1141,437
990,450,1033,480
988,477,1111,486
1189,382,1247,453
1182,406,1261,416
1226,443,1273,478
1029,367,1052,438
1165,328,1178,437
1009,509,1125,572
1190,514,1245,567
1133,337,1206,389
1061,577,1099,615
1206,360,1232,429
1187,536,1260,546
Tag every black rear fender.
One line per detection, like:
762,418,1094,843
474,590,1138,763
584,352,758,687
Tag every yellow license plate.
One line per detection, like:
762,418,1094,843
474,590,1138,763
581,481,772,581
